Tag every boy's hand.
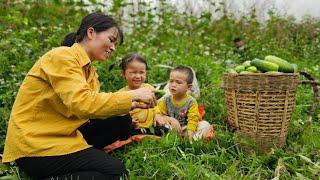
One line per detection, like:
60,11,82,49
154,114,167,126
167,117,182,133
154,115,182,133
187,130,195,143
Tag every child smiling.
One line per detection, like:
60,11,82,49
118,53,168,133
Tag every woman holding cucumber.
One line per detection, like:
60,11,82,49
2,13,157,180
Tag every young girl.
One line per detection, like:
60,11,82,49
118,53,168,135
158,66,214,141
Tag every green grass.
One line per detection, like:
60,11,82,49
0,1,319,179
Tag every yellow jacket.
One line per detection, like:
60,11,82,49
2,43,132,163
158,94,199,131
118,84,158,128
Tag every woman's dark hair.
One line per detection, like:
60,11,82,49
119,53,148,71
61,13,123,47
171,65,194,84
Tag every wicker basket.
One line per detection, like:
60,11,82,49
223,73,299,153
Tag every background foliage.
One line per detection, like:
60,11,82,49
0,0,319,179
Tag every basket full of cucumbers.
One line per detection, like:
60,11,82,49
227,55,298,74
223,55,300,153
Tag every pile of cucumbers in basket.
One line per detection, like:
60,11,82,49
227,55,298,74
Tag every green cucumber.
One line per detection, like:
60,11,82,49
291,63,298,73
155,90,166,99
226,68,238,74
251,59,279,72
246,66,258,73
242,60,251,67
235,65,245,73
264,55,294,73
265,71,282,74
240,71,254,74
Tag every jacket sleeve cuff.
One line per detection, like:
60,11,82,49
97,91,132,118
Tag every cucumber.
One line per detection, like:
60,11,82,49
235,65,245,73
226,68,238,74
242,60,251,67
265,71,282,74
155,90,166,99
240,71,254,74
264,55,294,73
291,63,298,73
251,59,279,72
246,66,258,73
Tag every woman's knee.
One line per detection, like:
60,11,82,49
43,171,106,180
108,158,126,176
96,153,126,178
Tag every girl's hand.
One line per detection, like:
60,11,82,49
129,87,157,108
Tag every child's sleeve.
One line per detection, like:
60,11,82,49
187,102,200,132
117,87,126,92
153,105,160,114
157,99,168,115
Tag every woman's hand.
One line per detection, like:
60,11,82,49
129,87,156,109
131,101,153,109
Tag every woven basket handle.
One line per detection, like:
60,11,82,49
294,71,320,135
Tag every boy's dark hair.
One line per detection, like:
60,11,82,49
172,66,194,84
119,53,148,71
61,13,123,47
233,37,242,43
